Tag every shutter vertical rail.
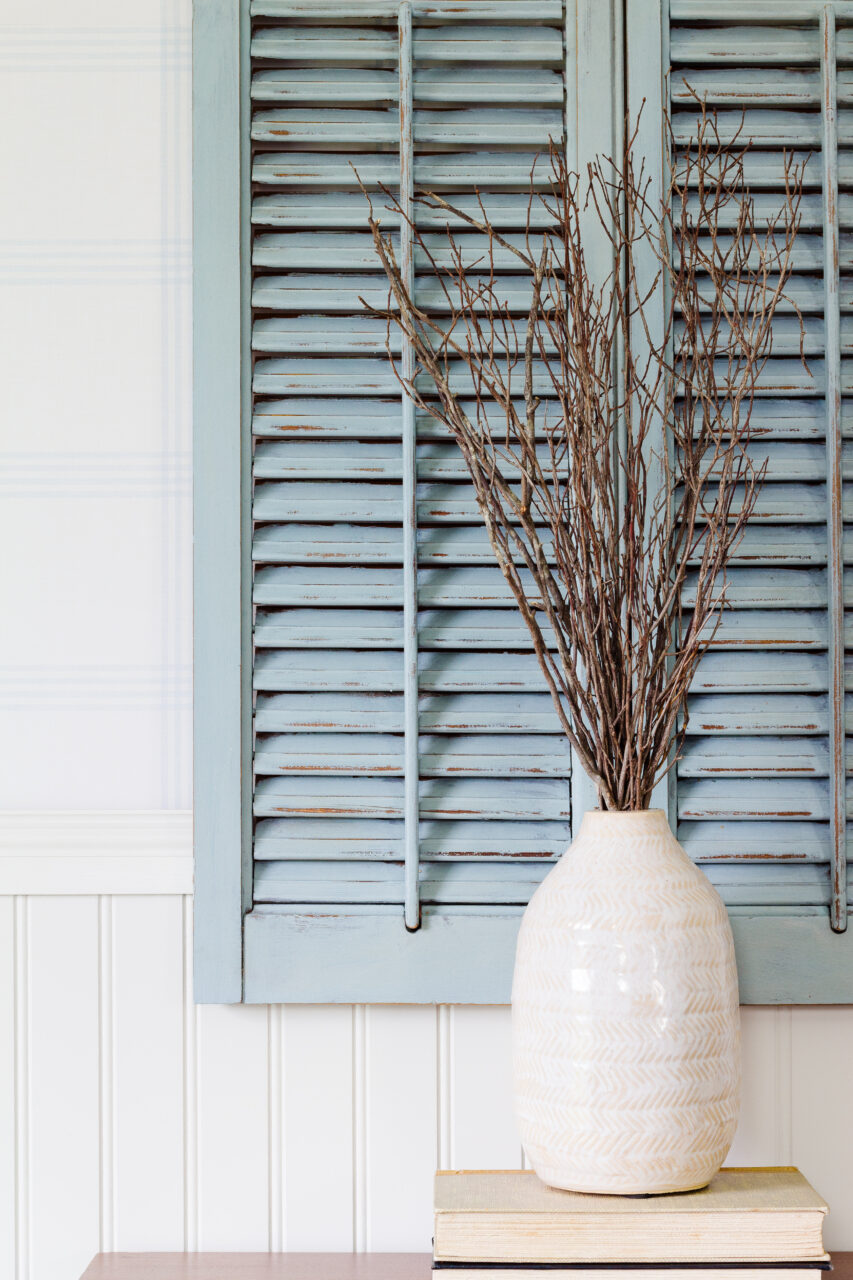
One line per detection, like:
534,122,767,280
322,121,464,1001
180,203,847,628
627,0,669,814
569,0,623,825
399,0,420,930
821,3,847,932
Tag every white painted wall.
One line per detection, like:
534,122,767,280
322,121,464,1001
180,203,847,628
0,5,851,1279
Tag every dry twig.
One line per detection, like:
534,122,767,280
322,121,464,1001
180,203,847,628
359,97,804,810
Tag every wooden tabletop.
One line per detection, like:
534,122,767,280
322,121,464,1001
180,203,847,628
81,1256,431,1280
80,1255,852,1280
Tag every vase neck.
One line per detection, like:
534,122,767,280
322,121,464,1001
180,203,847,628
577,808,672,843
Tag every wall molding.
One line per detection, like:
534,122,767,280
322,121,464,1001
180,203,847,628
0,810,192,894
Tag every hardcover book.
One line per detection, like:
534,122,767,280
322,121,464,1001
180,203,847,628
433,1271,830,1279
433,1169,829,1264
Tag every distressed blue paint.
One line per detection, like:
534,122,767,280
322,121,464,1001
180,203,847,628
252,1,564,17
242,906,853,1003
251,24,565,65
671,0,853,22
250,858,851,909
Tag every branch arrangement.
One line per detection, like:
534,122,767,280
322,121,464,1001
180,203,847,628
360,100,803,810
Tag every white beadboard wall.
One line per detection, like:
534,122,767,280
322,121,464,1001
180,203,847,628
0,5,851,1280
3,901,853,1279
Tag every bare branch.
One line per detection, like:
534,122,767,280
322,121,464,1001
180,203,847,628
359,97,803,810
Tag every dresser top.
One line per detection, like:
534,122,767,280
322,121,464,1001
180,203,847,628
81,1255,432,1280
81,1255,852,1280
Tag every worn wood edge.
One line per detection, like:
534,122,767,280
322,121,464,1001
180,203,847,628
730,914,853,1003
243,907,853,1004
244,907,518,1003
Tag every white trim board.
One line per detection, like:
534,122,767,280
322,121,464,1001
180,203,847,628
0,811,192,894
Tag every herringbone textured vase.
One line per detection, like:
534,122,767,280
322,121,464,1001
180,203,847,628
512,809,740,1195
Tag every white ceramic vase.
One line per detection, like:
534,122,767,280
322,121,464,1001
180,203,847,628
512,808,741,1195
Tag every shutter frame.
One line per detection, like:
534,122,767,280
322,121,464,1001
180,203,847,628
242,906,853,1002
193,0,853,1003
193,0,251,1003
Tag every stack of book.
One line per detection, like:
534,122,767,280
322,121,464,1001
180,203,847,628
433,1168,830,1280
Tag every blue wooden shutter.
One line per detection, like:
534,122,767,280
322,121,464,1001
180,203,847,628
194,0,853,1002
667,0,852,980
241,0,575,999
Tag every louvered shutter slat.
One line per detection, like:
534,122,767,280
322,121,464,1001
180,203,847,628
253,649,557,691
252,108,564,145
253,152,562,187
695,652,831,691
253,691,561,732
253,530,557,569
688,692,831,733
253,776,572,819
252,854,849,908
670,25,821,64
252,65,564,106
253,191,559,227
251,1,564,17
254,731,571,771
251,25,565,64
252,818,568,859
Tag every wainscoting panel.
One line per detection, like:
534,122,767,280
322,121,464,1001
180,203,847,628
0,897,14,1280
1,893,851,1280
727,1006,791,1167
791,1009,853,1249
280,1004,354,1250
111,895,185,1251
26,897,101,1280
195,1000,269,1250
365,1006,438,1251
449,1006,521,1171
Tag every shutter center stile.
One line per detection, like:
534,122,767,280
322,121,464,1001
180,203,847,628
398,0,421,931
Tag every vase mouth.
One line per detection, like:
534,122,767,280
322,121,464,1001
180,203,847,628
578,807,670,833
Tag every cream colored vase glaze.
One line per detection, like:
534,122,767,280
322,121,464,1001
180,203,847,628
512,809,741,1195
